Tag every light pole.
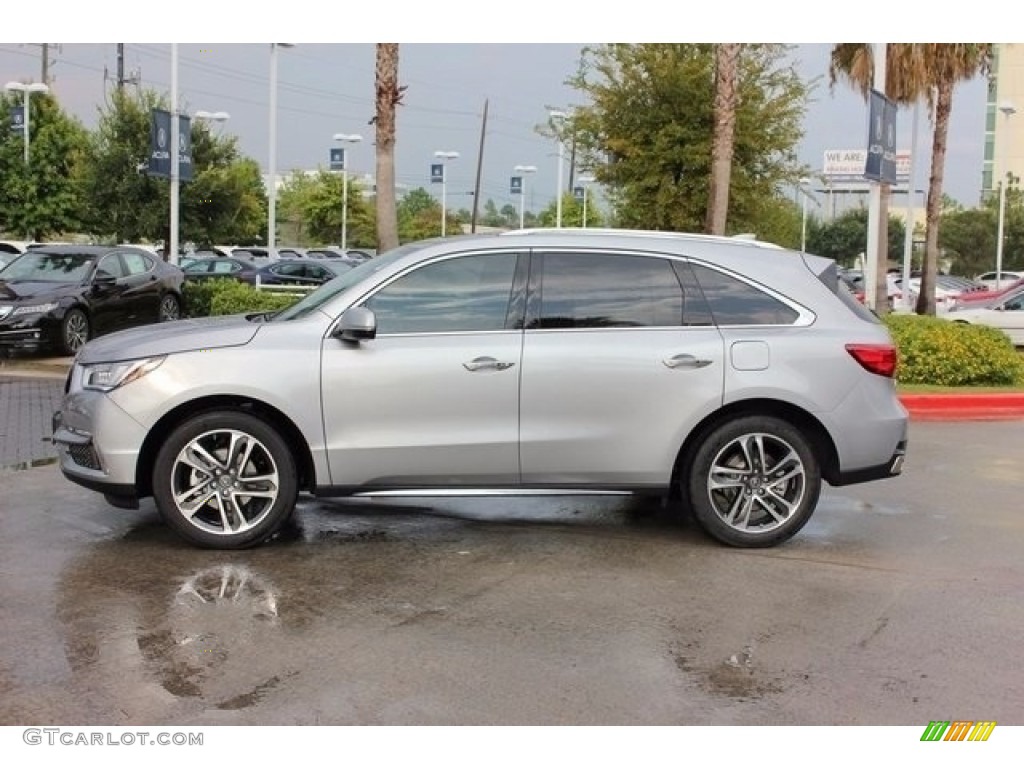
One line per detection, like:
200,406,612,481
333,133,363,251
170,44,180,266
514,164,537,229
577,174,595,228
268,43,294,260
4,81,48,165
434,150,459,237
996,101,1017,291
549,110,567,227
195,110,231,126
799,177,811,253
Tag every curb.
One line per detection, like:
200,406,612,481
899,393,1024,422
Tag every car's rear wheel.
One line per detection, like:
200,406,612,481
158,293,181,322
686,415,820,548
61,308,90,356
152,410,298,549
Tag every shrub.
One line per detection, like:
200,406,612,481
183,279,299,318
884,314,1024,386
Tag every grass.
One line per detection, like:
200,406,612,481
897,383,1024,394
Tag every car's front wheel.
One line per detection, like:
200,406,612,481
152,410,298,549
60,308,90,356
686,415,820,548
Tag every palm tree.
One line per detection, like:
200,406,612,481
830,44,991,315
705,43,742,235
374,44,403,252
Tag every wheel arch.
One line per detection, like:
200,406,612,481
135,396,316,499
671,398,840,492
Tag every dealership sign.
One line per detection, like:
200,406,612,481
823,148,911,183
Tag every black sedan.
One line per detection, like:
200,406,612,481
254,258,353,287
0,244,184,356
181,256,261,285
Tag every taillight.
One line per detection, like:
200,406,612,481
846,343,898,378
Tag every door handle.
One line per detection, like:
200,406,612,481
463,356,515,372
663,354,713,369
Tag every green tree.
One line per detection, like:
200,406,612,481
564,44,810,235
806,208,906,268
79,90,268,246
939,188,1024,277
278,170,373,247
830,44,993,315
0,91,89,239
537,193,606,228
396,187,458,242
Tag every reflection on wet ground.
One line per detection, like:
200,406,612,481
3,422,1024,725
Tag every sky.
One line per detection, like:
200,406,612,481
0,6,999,221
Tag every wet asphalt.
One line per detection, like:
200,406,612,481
1,408,1023,725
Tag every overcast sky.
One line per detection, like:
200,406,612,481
1,32,993,216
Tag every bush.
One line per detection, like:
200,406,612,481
183,279,300,318
884,314,1024,386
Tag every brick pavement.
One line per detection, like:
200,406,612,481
0,375,66,469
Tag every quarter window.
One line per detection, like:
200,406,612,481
690,264,800,325
366,252,518,334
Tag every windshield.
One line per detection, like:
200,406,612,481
0,251,96,282
271,244,423,322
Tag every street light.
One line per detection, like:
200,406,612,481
4,81,49,165
549,110,567,227
434,150,459,237
577,174,596,228
333,133,363,251
268,43,294,259
513,164,537,229
996,101,1017,291
195,110,231,124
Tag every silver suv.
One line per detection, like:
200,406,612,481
53,229,908,549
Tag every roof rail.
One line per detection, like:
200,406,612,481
497,227,783,249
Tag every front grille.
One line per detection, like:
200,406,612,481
68,443,101,470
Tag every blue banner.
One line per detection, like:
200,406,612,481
329,147,346,171
148,110,193,181
510,176,522,195
864,89,897,184
9,106,24,133
430,163,444,183
573,186,585,200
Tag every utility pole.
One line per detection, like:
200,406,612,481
117,43,125,93
470,99,488,233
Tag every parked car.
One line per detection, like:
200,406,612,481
896,275,985,313
276,247,307,260
973,270,1024,290
255,258,353,287
946,286,1024,345
950,276,1024,308
182,256,261,285
0,240,29,268
0,244,184,355
52,229,908,550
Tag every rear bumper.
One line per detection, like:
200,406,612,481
831,439,907,486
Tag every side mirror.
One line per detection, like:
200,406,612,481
335,306,377,342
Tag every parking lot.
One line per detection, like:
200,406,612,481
1,411,1022,725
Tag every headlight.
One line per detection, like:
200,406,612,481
12,302,59,316
81,357,166,392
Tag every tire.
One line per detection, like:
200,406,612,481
152,410,298,549
61,308,90,356
685,415,820,548
158,293,181,322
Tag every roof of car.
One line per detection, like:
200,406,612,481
21,244,145,255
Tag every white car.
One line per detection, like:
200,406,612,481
946,287,1024,345
973,270,1024,290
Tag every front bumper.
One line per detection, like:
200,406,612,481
51,390,149,505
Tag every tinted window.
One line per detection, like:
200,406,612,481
121,252,153,276
96,254,126,279
366,252,518,334
271,263,305,278
211,260,241,274
2,251,96,282
184,261,213,274
537,252,683,328
690,264,799,325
